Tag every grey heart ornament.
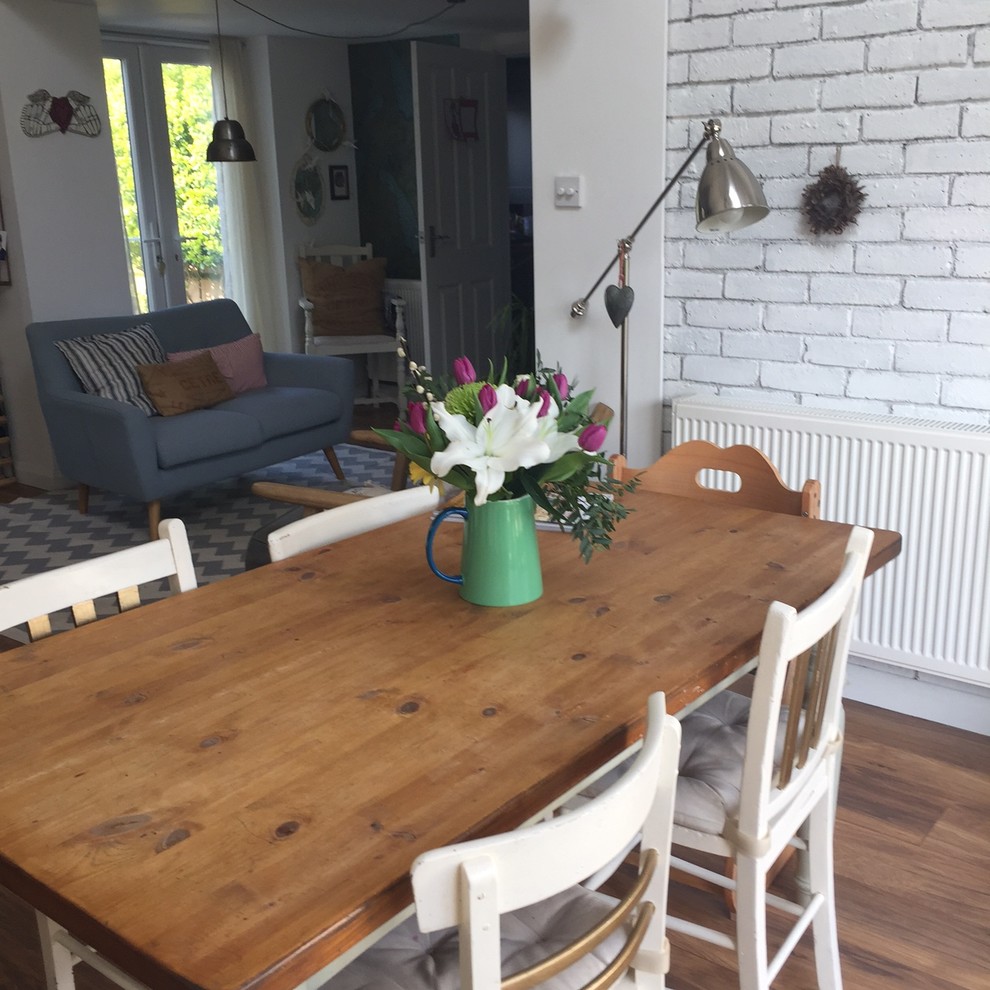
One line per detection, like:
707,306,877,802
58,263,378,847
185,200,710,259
604,284,635,327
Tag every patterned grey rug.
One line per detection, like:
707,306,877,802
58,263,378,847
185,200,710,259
0,444,397,593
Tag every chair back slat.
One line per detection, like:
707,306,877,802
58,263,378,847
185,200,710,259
298,243,373,268
117,586,142,613
739,527,873,837
27,615,53,641
501,849,658,990
70,600,98,629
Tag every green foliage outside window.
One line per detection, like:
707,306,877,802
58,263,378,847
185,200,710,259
103,57,222,305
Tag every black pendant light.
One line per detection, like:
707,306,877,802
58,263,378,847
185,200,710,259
206,0,256,163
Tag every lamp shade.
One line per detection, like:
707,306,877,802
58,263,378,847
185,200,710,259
206,118,256,162
695,133,769,233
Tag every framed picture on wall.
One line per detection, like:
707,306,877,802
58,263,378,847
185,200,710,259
329,165,350,201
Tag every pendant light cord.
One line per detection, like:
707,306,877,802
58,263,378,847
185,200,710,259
215,0,229,118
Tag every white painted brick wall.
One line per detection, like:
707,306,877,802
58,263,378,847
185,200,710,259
664,0,990,427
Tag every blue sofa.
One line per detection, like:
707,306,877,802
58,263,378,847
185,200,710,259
27,298,354,536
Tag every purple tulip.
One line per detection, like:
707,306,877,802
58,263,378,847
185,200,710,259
553,372,570,401
536,388,552,417
578,423,607,452
452,356,476,385
515,377,532,398
479,383,498,414
407,401,427,435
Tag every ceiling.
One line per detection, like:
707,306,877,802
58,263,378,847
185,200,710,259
92,0,530,43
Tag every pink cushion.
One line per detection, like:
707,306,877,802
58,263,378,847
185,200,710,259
168,333,267,394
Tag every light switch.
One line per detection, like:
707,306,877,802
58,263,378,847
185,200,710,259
554,175,583,208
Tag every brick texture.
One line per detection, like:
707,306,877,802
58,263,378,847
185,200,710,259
665,0,990,426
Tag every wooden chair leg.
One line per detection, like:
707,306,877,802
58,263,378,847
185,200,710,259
147,500,161,542
390,453,409,491
323,447,346,481
77,483,89,515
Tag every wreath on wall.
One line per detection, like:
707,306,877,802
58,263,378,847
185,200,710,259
800,164,866,235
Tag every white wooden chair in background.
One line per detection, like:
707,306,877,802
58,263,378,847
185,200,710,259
297,242,410,486
0,518,196,642
668,526,873,990
320,692,681,990
266,484,442,562
0,517,197,990
298,242,406,407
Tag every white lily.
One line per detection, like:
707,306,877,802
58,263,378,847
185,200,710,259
431,384,550,505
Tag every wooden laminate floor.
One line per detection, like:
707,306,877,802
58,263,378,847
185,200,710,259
1,702,987,990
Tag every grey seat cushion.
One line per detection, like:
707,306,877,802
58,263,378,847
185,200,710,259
319,885,630,990
674,690,752,835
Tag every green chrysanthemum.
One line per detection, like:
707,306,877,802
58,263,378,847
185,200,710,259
443,382,485,419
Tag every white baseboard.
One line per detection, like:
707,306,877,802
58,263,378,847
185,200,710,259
844,655,990,736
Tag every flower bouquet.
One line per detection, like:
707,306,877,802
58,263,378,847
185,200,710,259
374,351,636,562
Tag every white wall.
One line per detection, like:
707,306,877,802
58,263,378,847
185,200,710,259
249,35,361,353
530,0,668,467
0,0,132,489
663,0,990,430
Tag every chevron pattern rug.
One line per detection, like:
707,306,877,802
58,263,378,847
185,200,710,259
0,444,397,596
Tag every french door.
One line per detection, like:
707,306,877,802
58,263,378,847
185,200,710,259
103,40,224,313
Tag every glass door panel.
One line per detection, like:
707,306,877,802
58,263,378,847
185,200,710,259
103,41,224,312
161,62,223,303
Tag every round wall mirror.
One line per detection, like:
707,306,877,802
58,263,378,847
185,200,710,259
305,97,346,152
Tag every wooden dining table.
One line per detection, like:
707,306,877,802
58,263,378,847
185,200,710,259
0,489,900,990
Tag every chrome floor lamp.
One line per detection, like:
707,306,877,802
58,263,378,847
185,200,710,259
570,119,771,456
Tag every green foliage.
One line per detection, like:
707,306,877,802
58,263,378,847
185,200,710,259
102,58,222,298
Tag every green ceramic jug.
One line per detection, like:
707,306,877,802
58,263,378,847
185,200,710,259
426,494,543,607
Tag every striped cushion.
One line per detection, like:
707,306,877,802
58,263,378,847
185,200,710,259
55,323,166,415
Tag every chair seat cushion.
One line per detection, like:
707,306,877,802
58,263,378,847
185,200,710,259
674,690,752,835
319,885,630,990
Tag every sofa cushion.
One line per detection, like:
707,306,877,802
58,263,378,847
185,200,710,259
168,333,268,394
298,256,387,336
55,323,165,415
138,352,234,416
217,385,342,441
152,408,264,468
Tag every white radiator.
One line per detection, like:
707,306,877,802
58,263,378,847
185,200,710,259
672,395,990,688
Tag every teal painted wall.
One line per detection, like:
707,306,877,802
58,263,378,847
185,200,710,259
348,38,458,281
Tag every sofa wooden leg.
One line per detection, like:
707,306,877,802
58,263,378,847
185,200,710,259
323,447,345,481
78,483,89,515
147,500,161,541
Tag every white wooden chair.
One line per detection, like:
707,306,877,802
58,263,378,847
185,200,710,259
297,243,406,408
320,691,681,990
0,518,197,641
266,485,442,562
0,518,196,990
667,526,873,990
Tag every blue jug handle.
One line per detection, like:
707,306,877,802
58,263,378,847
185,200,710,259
426,507,467,584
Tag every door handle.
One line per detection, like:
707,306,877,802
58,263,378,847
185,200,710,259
428,225,451,258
